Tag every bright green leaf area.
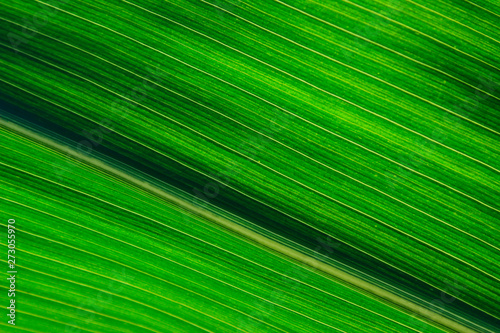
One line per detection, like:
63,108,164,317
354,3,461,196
0,122,453,333
0,0,499,331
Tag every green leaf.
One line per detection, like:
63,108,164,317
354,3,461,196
0,0,499,332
